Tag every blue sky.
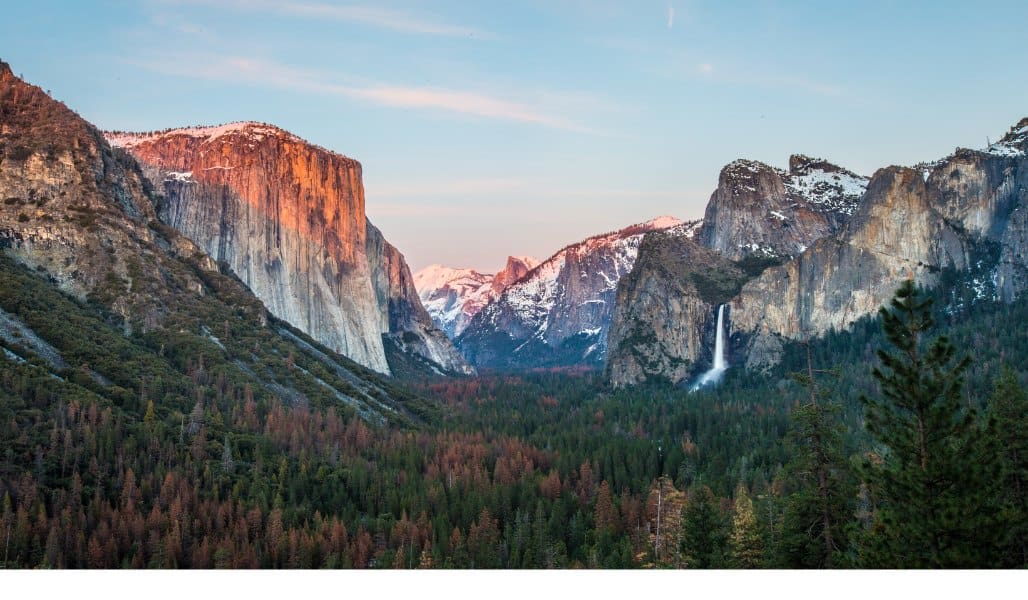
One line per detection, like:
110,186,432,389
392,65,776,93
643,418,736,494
3,1,1027,271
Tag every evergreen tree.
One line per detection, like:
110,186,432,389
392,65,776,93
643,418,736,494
779,347,851,568
987,367,1028,567
729,484,764,568
680,485,727,568
858,280,1004,567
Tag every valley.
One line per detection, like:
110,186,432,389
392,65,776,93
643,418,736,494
1,57,1026,570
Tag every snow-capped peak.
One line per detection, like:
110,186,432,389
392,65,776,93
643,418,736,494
982,119,1028,157
414,256,540,338
458,216,685,367
784,157,868,216
641,215,685,230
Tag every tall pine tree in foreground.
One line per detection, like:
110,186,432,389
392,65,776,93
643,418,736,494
858,280,1004,568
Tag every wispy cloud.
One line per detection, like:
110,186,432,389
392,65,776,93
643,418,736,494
667,3,675,29
158,0,494,39
130,54,596,132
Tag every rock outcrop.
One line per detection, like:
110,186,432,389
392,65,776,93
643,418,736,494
457,217,685,369
107,123,471,375
698,157,867,260
414,255,539,338
733,125,1028,369
605,119,1028,386
0,61,433,422
604,223,747,387
366,223,474,374
0,60,198,327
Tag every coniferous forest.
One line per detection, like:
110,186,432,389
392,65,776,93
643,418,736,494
1,250,1025,569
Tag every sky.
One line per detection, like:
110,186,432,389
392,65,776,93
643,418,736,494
2,1,1028,272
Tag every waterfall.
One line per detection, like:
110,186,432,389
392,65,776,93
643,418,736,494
691,304,728,391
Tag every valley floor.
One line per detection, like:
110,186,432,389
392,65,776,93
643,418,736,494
1,265,1026,568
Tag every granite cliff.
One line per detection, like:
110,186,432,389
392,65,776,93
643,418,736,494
606,119,1028,386
107,123,471,375
698,155,867,260
732,123,1028,370
0,60,426,420
604,223,748,387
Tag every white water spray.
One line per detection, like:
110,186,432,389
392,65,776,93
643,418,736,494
691,304,728,391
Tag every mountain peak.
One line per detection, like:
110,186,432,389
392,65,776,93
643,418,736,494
506,255,540,269
722,158,777,178
641,215,685,230
997,117,1028,148
789,154,846,176
0,60,12,79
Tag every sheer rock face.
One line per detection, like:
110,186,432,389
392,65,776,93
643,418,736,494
732,127,1028,369
698,157,867,260
0,61,214,329
604,225,746,388
414,256,539,339
0,62,438,417
109,123,470,375
456,217,684,370
605,120,1028,385
491,255,538,294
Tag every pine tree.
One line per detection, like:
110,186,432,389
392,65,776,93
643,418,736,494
779,346,851,568
594,480,618,534
222,435,235,474
987,367,1028,567
680,485,727,568
858,279,1004,567
729,484,764,568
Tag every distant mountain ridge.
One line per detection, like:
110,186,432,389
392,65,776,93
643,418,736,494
455,216,687,369
414,255,539,338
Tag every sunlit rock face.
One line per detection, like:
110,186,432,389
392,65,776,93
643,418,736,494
109,122,471,375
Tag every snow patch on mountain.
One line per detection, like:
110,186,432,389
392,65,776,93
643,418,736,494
784,160,868,215
457,216,684,368
414,256,539,338
106,122,306,149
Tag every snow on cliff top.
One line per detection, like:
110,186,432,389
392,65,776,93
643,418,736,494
487,215,684,326
105,122,297,148
104,121,359,164
982,122,1028,157
784,167,868,215
508,256,541,269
